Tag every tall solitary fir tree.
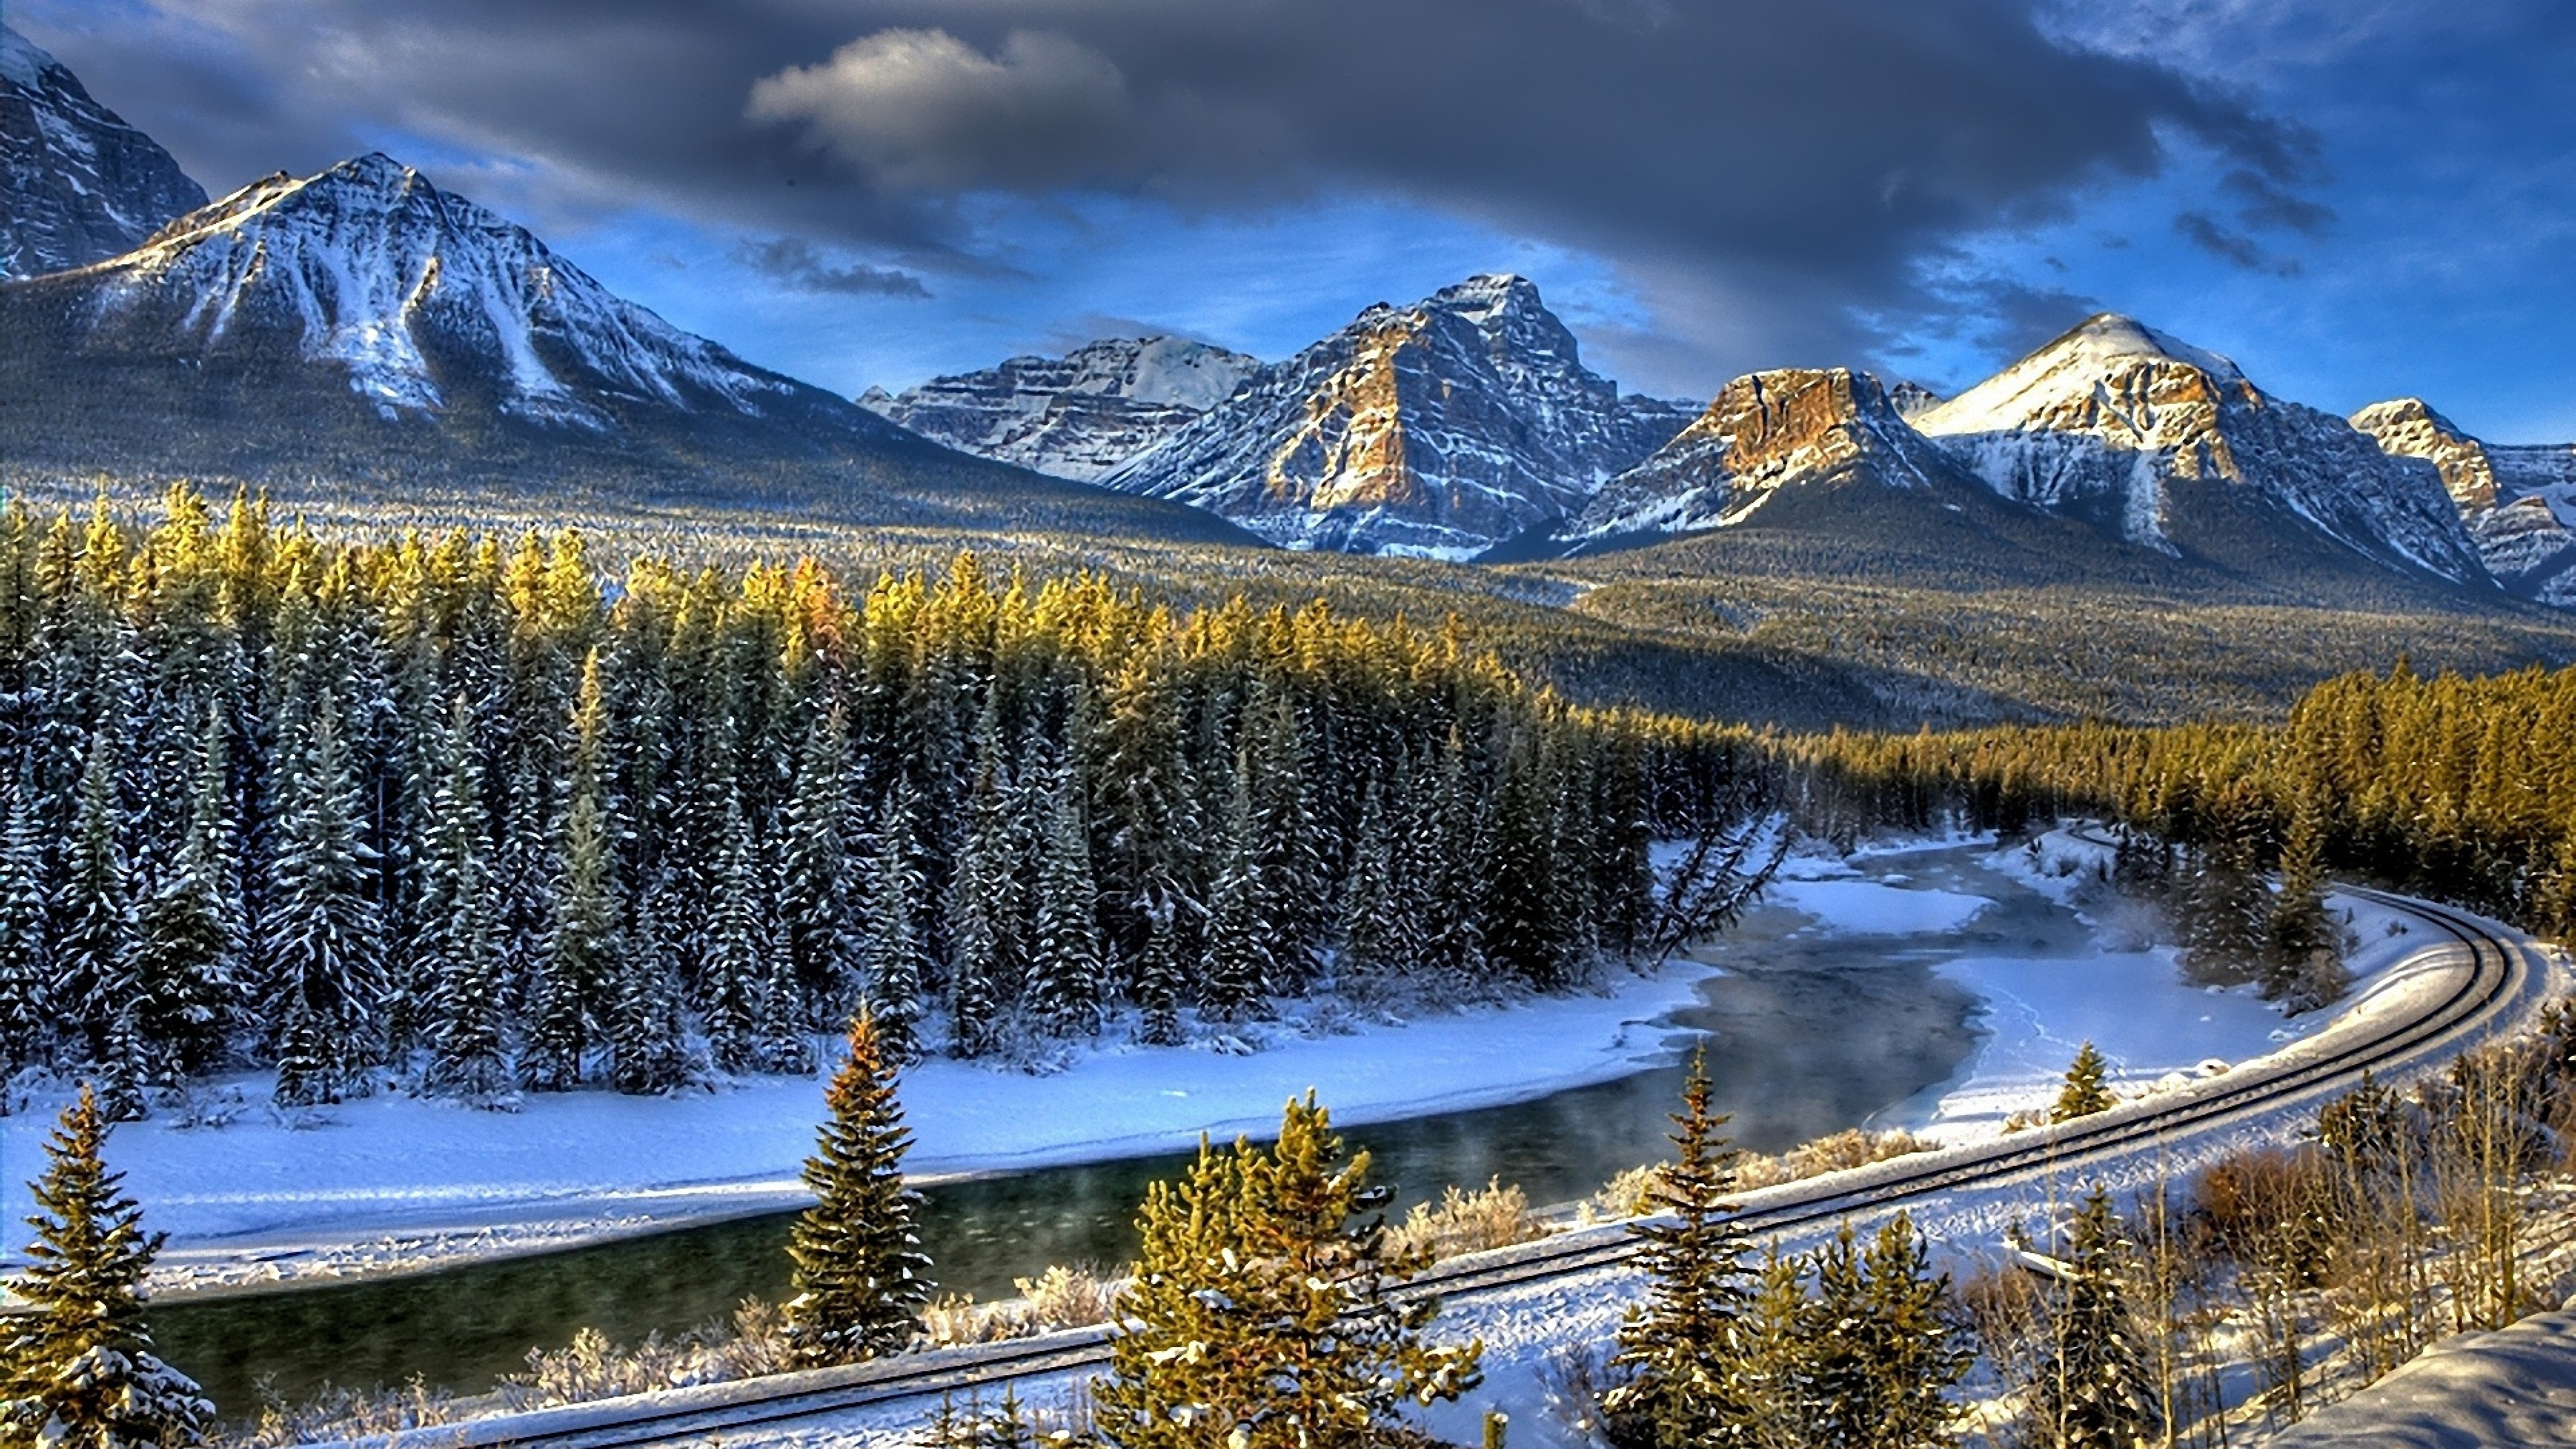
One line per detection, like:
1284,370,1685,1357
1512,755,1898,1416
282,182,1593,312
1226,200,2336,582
0,1085,214,1448
784,1012,933,1366
2053,1042,2116,1123
1606,1046,1752,1449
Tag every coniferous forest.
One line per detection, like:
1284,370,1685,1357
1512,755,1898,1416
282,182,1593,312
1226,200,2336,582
0,489,1759,1114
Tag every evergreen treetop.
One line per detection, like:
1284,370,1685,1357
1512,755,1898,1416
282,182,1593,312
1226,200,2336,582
784,1011,933,1366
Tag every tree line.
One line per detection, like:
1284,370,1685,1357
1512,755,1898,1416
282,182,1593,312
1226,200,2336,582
0,488,1760,1114
1778,657,2576,947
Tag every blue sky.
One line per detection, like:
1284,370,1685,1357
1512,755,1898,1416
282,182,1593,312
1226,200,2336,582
18,0,2575,440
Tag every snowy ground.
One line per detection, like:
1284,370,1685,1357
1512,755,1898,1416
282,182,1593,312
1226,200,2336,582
414,826,2576,1449
1,963,1720,1293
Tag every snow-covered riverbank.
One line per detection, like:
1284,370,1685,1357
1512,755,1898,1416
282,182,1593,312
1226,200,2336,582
2,961,1721,1294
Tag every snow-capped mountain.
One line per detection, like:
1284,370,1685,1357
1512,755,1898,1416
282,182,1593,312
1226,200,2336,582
859,336,1260,481
1574,368,1958,539
1886,380,1943,421
0,22,207,278
58,153,860,431
1100,274,1693,557
2352,398,2576,606
1915,315,2489,587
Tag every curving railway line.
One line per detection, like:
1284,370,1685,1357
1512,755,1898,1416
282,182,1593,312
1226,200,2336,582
328,883,2548,1449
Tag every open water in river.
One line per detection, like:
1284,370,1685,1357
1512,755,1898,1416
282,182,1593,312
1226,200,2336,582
157,845,2088,1420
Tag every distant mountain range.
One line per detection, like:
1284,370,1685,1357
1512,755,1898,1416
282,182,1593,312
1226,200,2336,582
3,20,2569,608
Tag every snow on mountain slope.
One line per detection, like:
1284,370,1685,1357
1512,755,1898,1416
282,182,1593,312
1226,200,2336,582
1918,315,2489,586
1101,274,1693,557
1572,368,1955,538
0,22,207,278
2353,398,2576,607
859,336,1260,481
65,153,845,431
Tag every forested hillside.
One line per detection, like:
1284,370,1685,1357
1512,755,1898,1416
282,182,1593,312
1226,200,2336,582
1784,660,2576,940
0,489,1759,1114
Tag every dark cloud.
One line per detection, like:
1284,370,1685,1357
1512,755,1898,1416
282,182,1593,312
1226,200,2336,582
2220,167,2335,235
15,0,2320,382
736,236,928,297
2174,211,2302,276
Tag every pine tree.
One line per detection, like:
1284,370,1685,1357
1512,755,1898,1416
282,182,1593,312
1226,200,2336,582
1199,755,1271,1023
1802,1214,1968,1449
701,794,768,1075
783,1012,933,1366
1606,1046,1753,1449
130,705,239,1085
1336,780,1402,989
419,696,508,1099
266,701,386,1108
945,753,1011,1058
0,765,54,1071
606,884,694,1095
0,1085,215,1448
58,720,135,1085
1725,1247,1815,1449
858,786,930,1064
528,652,622,1091
781,709,857,1028
2027,1187,2161,1449
2053,1042,2117,1122
1026,749,1106,1036
1093,1093,1481,1449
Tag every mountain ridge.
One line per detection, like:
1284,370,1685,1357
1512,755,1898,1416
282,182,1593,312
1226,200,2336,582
0,21,207,279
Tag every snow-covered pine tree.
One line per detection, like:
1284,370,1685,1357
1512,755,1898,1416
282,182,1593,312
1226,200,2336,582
784,1012,933,1366
419,695,509,1099
858,785,930,1064
702,794,767,1075
2053,1042,2116,1122
0,765,55,1071
1799,1213,1968,1449
527,652,623,1092
130,703,239,1085
782,709,857,1028
606,880,695,1095
2026,1187,2161,1449
1605,1046,1752,1449
58,718,136,1087
0,1085,215,1447
1241,684,1320,991
1336,780,1402,991
1484,733,1570,989
1131,901,1185,1046
1199,753,1271,1024
755,932,816,1076
1026,748,1106,1036
1722,1246,1815,1449
1090,651,1194,967
945,753,1010,1058
266,699,387,1108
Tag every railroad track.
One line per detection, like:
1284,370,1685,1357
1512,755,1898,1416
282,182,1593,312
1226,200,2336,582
337,884,2538,1449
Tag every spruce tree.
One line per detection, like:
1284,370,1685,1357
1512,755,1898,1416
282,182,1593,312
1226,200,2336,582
266,702,386,1108
1803,1214,1968,1449
784,1012,933,1366
606,885,694,1095
1606,1046,1752,1449
130,707,239,1085
945,753,1010,1058
701,794,767,1075
858,786,930,1064
1026,749,1106,1036
0,765,54,1071
0,1085,214,1448
2027,1187,2161,1449
2053,1042,2117,1123
1199,756,1271,1023
1131,904,1185,1047
528,653,621,1091
781,709,857,1027
1095,1093,1481,1449
1724,1247,1815,1449
419,696,508,1099
2264,801,2347,1014
1336,780,1402,990
58,721,134,1083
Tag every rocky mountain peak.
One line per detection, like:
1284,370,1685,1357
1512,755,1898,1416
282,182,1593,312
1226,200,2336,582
863,335,1260,482
1100,274,1690,557
1917,316,2483,584
76,152,829,430
2350,397,2497,508
1572,368,1951,539
1,21,208,278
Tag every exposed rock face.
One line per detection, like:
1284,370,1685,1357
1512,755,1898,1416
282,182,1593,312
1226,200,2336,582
860,337,1260,481
1101,274,1692,557
1886,380,1943,421
1916,315,2488,585
1574,368,1953,537
2353,397,2576,606
65,153,857,431
1,23,207,278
